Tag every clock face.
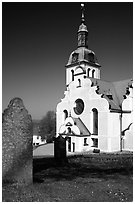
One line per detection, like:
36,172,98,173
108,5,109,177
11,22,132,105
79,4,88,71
74,99,84,115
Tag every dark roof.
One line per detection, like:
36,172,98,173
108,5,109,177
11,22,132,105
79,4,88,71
86,77,133,111
66,47,101,68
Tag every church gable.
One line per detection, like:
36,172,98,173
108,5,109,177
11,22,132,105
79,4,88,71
86,77,133,111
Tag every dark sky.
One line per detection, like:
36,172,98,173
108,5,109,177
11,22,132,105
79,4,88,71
2,2,133,120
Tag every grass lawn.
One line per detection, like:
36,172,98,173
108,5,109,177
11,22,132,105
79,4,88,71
3,155,133,202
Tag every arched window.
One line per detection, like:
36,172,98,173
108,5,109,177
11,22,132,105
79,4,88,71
63,110,68,120
92,108,98,135
67,127,71,134
71,70,74,81
92,69,95,78
89,53,95,63
87,68,90,77
72,53,78,63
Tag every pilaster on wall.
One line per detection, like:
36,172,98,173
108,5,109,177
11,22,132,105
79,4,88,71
107,112,120,152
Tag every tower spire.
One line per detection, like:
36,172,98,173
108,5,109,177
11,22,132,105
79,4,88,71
81,3,85,24
78,3,88,48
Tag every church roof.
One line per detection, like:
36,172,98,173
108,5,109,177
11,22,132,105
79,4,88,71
66,47,101,67
86,77,133,111
66,3,101,68
73,117,90,135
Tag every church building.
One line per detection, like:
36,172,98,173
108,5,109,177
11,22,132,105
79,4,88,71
56,4,133,153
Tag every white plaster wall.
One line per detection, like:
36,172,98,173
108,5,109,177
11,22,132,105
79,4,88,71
123,124,133,150
98,111,109,151
98,112,120,152
75,137,82,152
122,113,133,132
56,101,69,137
122,89,133,151
98,137,108,152
66,64,100,85
122,88,133,111
122,91,133,131
107,113,120,152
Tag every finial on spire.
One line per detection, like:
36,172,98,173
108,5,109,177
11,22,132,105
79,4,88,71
81,3,85,23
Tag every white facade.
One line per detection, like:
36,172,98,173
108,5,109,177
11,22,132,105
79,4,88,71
33,135,46,146
56,5,133,153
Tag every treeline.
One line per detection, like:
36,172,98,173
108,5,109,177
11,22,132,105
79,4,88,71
33,111,56,143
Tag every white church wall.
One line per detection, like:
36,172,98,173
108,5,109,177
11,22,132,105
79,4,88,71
122,90,133,130
122,89,133,151
122,113,133,132
99,112,120,152
98,111,109,151
66,63,101,86
56,101,69,136
108,112,120,152
122,87,133,111
123,124,133,150
75,137,83,152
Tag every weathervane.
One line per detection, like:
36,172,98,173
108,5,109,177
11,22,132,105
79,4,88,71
81,3,85,23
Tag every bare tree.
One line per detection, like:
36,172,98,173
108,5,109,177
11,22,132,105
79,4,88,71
39,111,56,143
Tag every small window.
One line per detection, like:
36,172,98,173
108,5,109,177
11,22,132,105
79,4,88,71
72,53,78,63
89,53,95,63
91,138,98,148
84,138,88,146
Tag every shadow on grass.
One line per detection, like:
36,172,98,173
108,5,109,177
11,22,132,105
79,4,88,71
33,156,133,183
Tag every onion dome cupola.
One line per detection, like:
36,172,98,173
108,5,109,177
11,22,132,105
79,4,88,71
66,4,101,68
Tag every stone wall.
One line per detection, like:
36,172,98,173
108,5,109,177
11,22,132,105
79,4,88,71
2,97,33,184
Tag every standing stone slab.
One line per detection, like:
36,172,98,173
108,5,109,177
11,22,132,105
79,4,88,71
2,98,33,184
54,135,67,165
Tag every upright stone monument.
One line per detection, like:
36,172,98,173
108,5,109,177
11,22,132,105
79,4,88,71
54,135,67,165
2,97,33,184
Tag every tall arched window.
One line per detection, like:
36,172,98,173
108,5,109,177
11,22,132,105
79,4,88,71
92,108,98,135
87,68,90,77
71,70,74,81
63,110,68,120
92,70,95,78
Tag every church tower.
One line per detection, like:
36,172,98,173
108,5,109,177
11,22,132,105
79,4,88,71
66,3,101,86
56,3,102,153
